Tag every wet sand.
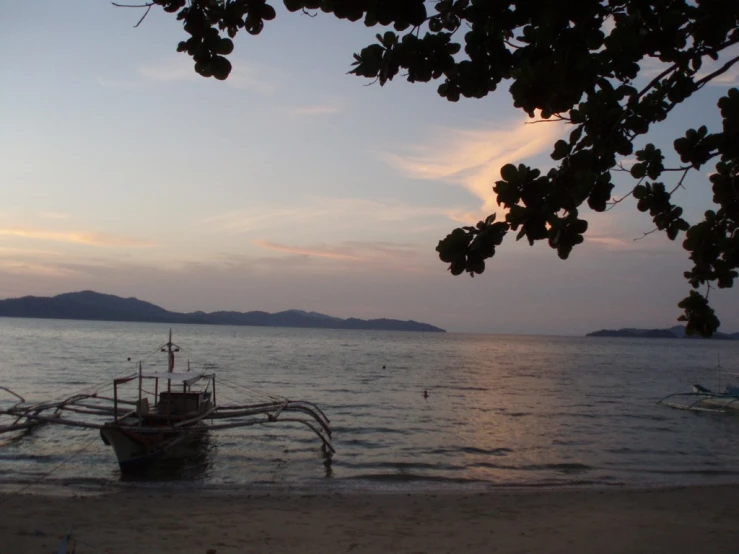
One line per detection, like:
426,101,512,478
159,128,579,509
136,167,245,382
2,485,738,553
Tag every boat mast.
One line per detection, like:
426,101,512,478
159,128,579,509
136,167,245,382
167,328,174,373
167,328,174,393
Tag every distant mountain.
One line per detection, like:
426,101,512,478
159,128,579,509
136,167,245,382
587,325,738,339
0,291,445,333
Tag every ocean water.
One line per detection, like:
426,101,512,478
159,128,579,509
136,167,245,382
1,317,739,493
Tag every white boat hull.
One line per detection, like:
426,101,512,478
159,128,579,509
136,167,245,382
694,394,739,411
659,385,739,412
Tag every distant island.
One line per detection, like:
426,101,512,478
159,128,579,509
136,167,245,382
586,325,739,339
0,291,446,333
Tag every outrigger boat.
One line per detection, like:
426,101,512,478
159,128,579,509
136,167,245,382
658,371,739,413
0,332,334,470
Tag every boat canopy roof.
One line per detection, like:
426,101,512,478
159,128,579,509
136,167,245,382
141,372,212,384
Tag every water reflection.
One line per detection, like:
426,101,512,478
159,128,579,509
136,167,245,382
117,430,215,482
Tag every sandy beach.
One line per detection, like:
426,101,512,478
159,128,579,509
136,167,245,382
2,485,738,553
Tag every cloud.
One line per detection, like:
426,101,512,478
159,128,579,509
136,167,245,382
252,239,423,263
698,45,739,86
641,48,739,86
0,228,155,248
586,236,632,248
37,211,71,220
289,105,341,116
203,197,457,234
638,56,672,79
96,77,144,90
0,259,80,277
138,60,198,83
702,64,739,86
137,58,281,95
224,61,282,94
0,246,65,257
248,239,439,279
254,239,362,260
382,114,563,222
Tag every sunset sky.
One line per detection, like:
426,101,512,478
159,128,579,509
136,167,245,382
1,1,738,334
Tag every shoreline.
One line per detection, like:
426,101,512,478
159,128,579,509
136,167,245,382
0,474,735,498
2,484,739,553
0,475,731,499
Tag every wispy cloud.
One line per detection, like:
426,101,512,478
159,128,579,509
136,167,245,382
641,47,739,86
138,60,198,83
698,45,739,86
0,259,81,277
702,65,739,86
37,211,71,220
253,239,362,260
0,228,155,248
96,76,144,90
382,114,563,222
225,61,282,94
0,246,65,257
578,209,681,253
249,239,435,276
203,198,456,234
137,58,281,95
638,56,672,79
586,236,632,248
289,105,341,116
253,239,422,262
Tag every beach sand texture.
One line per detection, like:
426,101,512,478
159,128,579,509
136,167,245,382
2,485,738,553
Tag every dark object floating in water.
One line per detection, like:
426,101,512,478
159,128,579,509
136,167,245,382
0,290,446,333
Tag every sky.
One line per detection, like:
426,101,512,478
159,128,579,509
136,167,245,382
1,1,737,335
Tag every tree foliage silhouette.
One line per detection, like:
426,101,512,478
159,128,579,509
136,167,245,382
135,0,739,336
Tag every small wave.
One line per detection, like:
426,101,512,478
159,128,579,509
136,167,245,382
337,460,461,471
470,462,593,474
333,426,412,435
538,463,593,472
624,468,739,476
0,453,58,463
328,403,377,410
437,386,490,392
459,446,513,456
0,475,112,488
339,439,384,449
604,447,679,455
343,473,481,484
555,412,600,419
616,413,669,422
551,440,593,446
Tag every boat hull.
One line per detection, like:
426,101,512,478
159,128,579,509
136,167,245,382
659,386,739,412
100,425,206,469
695,394,739,411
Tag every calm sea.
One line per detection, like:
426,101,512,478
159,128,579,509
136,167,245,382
1,318,738,493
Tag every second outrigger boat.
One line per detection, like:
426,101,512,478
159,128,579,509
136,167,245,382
0,332,334,470
658,370,739,413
